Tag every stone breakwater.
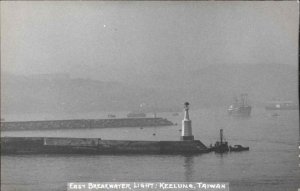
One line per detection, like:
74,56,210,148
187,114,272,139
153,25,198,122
1,137,208,155
0,118,174,131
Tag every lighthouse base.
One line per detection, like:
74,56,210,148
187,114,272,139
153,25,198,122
181,136,194,141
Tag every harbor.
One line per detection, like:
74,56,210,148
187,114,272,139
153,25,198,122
1,107,298,191
1,103,208,155
1,1,298,191
2,103,247,155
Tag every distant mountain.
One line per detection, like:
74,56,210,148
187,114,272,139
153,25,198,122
1,63,298,115
1,73,157,114
128,63,298,108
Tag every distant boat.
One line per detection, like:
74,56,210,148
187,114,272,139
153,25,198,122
228,94,251,116
265,101,298,110
172,113,179,116
127,112,146,118
271,113,280,117
107,114,116,118
229,145,249,152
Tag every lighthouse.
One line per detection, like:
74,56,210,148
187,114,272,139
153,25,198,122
181,102,194,141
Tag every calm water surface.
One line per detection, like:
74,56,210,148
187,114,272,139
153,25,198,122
1,108,299,191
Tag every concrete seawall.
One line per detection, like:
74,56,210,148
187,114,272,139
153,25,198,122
1,117,174,131
1,137,208,155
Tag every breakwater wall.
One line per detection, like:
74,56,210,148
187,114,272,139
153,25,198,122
1,118,173,131
1,137,208,155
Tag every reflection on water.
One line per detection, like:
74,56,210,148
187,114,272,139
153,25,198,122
183,156,194,182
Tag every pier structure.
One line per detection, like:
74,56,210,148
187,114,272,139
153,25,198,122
1,101,210,155
181,102,194,141
1,137,208,155
1,117,173,131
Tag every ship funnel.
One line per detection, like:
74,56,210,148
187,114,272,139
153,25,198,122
181,102,194,141
220,129,223,144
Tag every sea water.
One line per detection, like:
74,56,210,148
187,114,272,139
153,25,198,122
1,107,299,191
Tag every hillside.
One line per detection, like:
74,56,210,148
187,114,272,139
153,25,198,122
1,64,298,115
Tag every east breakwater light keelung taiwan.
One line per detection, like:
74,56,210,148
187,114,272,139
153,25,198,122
181,102,194,141
1,102,209,155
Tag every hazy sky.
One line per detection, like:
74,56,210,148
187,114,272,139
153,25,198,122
1,1,298,81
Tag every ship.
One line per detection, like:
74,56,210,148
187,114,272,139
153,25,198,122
209,129,229,153
209,129,249,153
265,101,298,110
127,103,148,118
227,94,251,116
229,145,249,152
107,114,116,118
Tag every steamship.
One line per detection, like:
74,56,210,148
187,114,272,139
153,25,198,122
227,94,251,116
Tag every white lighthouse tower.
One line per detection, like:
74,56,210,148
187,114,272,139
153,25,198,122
181,102,194,141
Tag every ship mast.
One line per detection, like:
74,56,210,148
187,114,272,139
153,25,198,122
220,129,223,144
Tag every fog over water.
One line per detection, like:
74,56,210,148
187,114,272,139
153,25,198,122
1,1,299,116
1,2,299,191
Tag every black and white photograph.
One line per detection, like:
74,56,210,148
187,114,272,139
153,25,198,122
1,1,299,191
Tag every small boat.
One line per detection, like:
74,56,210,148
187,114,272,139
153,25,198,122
229,145,249,152
271,113,280,117
210,129,249,153
107,114,116,118
211,129,229,153
228,94,251,116
265,101,298,110
213,141,229,153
